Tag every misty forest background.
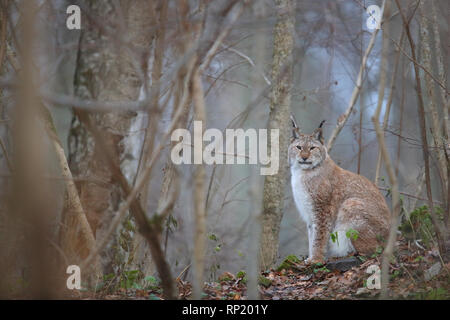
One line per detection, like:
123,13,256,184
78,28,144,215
0,0,448,299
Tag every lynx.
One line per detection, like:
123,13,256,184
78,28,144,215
289,119,390,264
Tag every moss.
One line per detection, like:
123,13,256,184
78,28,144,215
258,276,272,288
218,272,235,282
276,254,301,271
399,205,439,248
414,288,449,300
313,265,331,273
235,271,247,284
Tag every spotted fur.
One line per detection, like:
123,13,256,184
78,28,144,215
289,129,390,264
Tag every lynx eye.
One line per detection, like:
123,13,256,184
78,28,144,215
296,145,302,150
310,146,316,150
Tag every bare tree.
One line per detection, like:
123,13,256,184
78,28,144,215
67,0,160,283
418,1,447,201
10,0,60,298
395,0,449,261
260,0,295,269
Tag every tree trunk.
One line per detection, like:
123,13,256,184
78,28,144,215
67,0,154,274
260,0,295,269
395,0,450,262
247,0,267,299
419,2,447,201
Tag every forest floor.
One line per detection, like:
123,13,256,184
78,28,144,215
78,235,450,300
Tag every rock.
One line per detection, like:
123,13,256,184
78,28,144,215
424,262,442,281
356,287,370,296
299,274,312,281
326,256,362,272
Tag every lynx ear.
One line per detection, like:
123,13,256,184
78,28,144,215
290,114,301,141
313,120,325,144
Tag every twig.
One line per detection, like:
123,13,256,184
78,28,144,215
199,1,247,72
378,186,442,205
374,30,404,184
221,44,271,85
389,35,449,96
39,104,100,278
327,0,385,153
368,1,401,300
176,263,191,281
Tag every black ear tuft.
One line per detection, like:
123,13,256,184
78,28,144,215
290,114,300,140
318,120,325,129
313,120,325,144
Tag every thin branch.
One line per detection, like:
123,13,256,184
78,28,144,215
199,1,247,72
369,1,401,299
327,0,385,152
39,105,100,278
374,29,404,184
389,35,449,95
221,44,271,85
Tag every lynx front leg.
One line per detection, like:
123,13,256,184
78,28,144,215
306,215,332,264
307,224,313,259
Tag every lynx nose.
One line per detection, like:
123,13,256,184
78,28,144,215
301,156,308,161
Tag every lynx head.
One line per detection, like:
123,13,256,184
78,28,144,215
289,117,327,170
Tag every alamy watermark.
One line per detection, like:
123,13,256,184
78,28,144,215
366,4,382,30
66,265,81,290
366,264,381,289
170,121,279,176
66,5,81,30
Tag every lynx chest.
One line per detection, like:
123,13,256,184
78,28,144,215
291,168,316,227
